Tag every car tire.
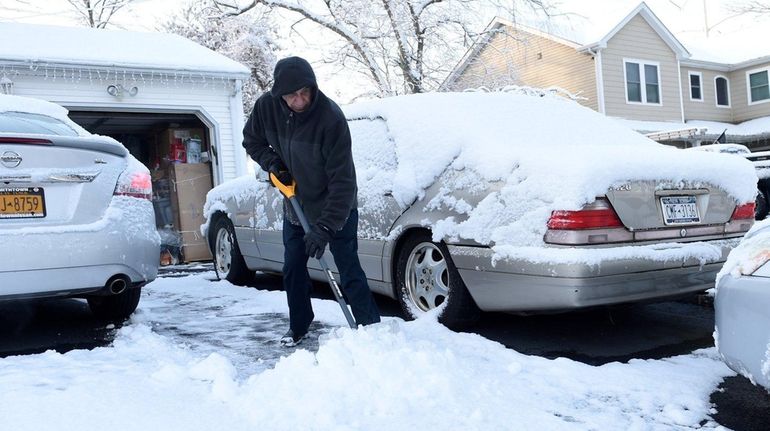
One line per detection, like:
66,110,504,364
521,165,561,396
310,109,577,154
394,231,480,328
755,188,769,221
87,287,142,321
211,216,253,285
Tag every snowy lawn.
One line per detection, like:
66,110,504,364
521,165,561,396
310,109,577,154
0,272,736,430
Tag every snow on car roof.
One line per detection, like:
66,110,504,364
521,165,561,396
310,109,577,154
343,89,758,252
0,94,90,136
343,89,756,207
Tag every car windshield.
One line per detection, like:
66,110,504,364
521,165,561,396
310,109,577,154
0,111,79,136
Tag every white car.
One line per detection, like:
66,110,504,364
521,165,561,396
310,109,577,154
0,95,159,319
204,90,757,327
715,219,770,391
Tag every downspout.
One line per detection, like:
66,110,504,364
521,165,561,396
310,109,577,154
230,78,247,178
676,59,685,122
589,47,606,115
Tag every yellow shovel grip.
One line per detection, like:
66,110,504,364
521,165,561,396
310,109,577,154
270,172,296,199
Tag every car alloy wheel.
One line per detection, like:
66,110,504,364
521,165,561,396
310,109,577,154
395,231,479,328
405,241,450,312
210,216,253,285
215,226,234,278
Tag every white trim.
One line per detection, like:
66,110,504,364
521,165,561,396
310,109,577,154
714,75,731,109
677,62,684,121
688,71,703,102
230,79,246,178
746,67,770,106
623,58,662,106
595,50,606,114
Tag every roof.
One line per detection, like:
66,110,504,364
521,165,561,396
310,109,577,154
577,2,690,59
0,22,250,76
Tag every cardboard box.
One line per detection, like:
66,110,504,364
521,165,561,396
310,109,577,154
158,128,207,162
169,163,213,262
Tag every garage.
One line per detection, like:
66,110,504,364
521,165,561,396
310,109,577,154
0,22,252,264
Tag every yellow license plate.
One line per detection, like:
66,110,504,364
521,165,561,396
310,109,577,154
0,187,46,219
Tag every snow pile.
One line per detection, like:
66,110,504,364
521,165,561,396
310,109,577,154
0,273,737,431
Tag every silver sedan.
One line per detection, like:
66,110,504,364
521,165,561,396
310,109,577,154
204,92,755,327
0,95,159,320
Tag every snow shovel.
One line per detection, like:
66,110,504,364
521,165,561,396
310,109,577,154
270,172,358,329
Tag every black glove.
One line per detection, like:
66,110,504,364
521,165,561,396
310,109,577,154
304,223,334,259
268,161,293,188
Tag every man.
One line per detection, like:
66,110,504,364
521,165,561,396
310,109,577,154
242,56,381,347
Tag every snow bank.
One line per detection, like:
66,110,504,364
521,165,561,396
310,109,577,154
0,273,736,430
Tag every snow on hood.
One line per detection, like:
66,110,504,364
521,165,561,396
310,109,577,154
343,90,758,249
0,94,91,137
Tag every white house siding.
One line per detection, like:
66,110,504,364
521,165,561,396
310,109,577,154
601,15,681,122
680,66,733,122
7,71,242,185
448,28,598,111
730,60,770,123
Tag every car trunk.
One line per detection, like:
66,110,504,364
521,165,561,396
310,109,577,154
0,136,126,227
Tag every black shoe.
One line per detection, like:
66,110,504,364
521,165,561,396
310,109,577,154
279,329,306,347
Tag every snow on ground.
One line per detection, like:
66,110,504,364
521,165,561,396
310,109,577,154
0,272,736,430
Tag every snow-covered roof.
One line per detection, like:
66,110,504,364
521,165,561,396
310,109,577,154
578,2,690,59
617,116,770,139
0,22,250,76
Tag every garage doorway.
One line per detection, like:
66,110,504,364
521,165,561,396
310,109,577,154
68,110,215,264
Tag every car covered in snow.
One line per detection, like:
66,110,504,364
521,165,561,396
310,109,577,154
714,219,770,392
0,94,158,319
203,89,758,327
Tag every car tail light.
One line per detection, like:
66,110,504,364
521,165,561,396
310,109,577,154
114,169,152,200
547,199,624,230
731,202,755,220
0,137,53,144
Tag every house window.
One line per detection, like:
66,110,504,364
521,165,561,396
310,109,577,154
689,72,702,101
624,59,661,105
748,70,770,104
715,76,730,107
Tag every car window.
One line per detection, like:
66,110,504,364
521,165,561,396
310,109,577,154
349,118,397,172
0,111,79,136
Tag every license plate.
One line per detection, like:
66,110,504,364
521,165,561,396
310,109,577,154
660,196,699,225
0,187,46,219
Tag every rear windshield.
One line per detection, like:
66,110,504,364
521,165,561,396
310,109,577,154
0,111,79,136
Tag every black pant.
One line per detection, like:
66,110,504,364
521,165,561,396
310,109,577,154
282,208,381,335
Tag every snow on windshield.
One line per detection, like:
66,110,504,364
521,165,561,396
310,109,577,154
0,94,91,137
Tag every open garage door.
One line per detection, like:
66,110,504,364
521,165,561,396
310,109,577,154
68,110,215,265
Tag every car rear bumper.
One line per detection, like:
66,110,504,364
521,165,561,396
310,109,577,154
0,197,160,298
715,274,770,390
448,240,737,312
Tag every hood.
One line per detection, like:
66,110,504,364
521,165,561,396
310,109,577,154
271,56,317,97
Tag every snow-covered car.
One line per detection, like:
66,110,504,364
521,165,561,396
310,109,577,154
0,94,159,319
203,90,757,327
714,219,770,392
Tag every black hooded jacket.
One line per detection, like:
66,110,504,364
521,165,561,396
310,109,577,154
242,57,357,232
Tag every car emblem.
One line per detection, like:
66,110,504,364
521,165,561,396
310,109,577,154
1,151,22,168
680,228,687,237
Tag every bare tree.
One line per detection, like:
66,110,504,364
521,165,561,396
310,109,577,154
728,0,770,15
212,0,554,96
65,0,133,28
2,0,134,28
163,1,278,114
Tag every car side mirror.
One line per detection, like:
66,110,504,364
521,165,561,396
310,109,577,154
255,169,271,183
